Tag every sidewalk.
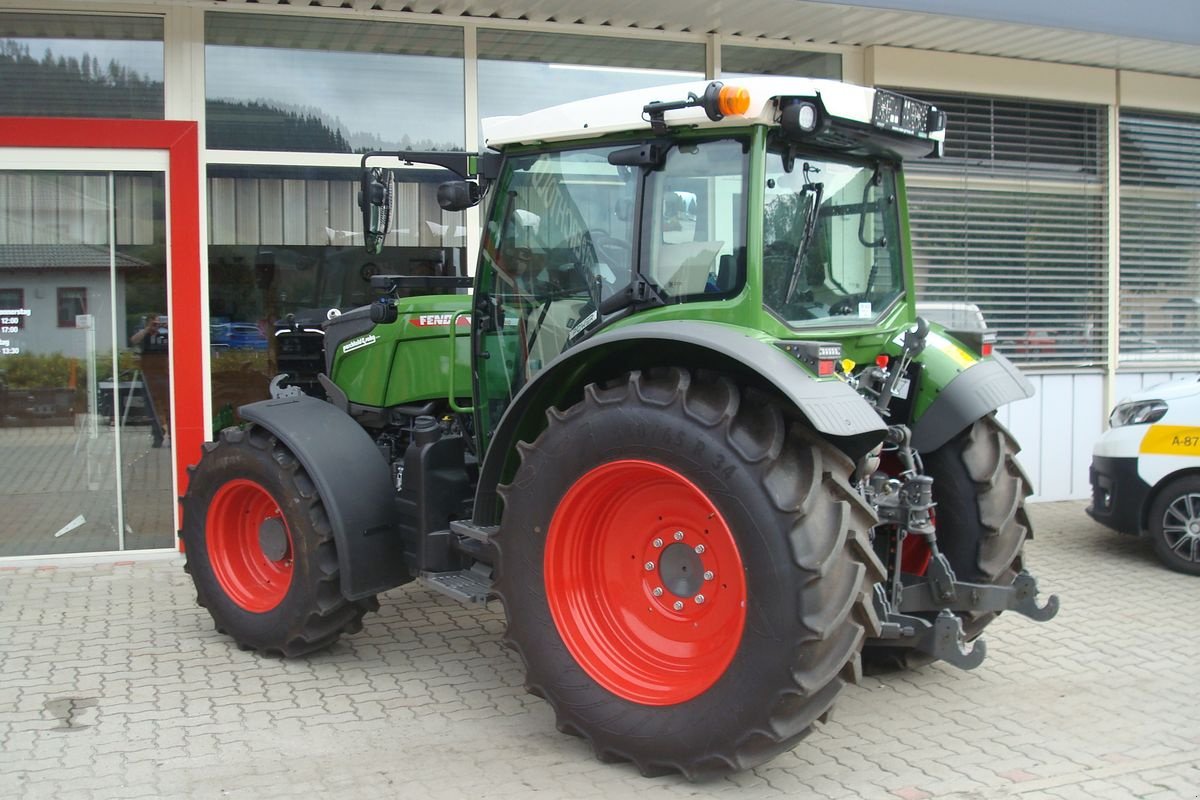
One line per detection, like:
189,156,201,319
1,501,1198,799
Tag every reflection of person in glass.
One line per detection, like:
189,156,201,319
129,313,170,448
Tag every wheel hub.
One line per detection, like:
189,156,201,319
658,542,703,597
644,532,716,613
259,517,290,562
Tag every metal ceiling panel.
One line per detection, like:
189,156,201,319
208,0,1200,78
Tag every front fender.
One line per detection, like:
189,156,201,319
474,320,887,523
238,395,407,599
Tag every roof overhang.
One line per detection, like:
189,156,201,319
208,0,1200,79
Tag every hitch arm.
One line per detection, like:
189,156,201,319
899,569,1060,622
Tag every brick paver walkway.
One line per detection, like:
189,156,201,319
1,501,1198,799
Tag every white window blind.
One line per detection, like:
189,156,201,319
1119,111,1200,366
900,91,1109,368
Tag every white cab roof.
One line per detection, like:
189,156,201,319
483,77,890,148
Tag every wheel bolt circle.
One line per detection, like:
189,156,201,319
644,561,655,571
695,594,705,604
672,600,684,611
694,544,706,554
673,531,685,541
703,570,714,581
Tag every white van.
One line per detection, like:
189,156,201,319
1088,376,1200,574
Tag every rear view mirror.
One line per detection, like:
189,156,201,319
437,180,481,212
358,167,394,255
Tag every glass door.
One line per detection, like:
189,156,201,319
0,159,172,557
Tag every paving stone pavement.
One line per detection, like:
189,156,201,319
1,501,1198,799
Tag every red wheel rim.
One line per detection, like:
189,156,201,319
544,459,747,705
208,479,294,613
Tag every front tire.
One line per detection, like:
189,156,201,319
181,425,377,656
494,369,883,779
1147,476,1200,575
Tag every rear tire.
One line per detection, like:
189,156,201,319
1147,476,1200,576
181,425,377,657
865,415,1031,668
494,368,883,779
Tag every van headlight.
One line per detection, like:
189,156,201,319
1109,399,1168,427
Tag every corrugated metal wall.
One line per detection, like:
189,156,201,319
206,177,466,248
0,172,157,245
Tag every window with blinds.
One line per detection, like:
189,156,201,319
1119,111,1200,366
899,91,1109,368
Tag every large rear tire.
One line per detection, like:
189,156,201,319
493,369,883,779
866,414,1031,668
181,425,377,657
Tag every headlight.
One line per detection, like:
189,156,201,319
1109,399,1168,427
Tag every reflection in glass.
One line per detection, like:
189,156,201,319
0,171,171,556
205,13,464,152
206,165,468,429
720,46,841,80
477,30,704,142
0,13,163,118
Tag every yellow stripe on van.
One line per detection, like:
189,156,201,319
1139,425,1200,455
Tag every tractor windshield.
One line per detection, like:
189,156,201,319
762,147,904,327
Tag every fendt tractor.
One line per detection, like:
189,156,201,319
182,77,1059,779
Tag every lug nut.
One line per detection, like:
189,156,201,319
652,587,664,597
694,594,706,604
694,544,706,554
652,538,663,548
703,570,714,581
673,531,685,541
672,601,684,611
644,561,655,571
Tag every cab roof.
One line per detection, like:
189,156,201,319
481,76,943,151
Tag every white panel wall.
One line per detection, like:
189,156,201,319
995,369,1198,502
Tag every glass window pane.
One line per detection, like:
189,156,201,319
720,46,841,80
762,155,902,326
1119,111,1200,365
477,30,704,139
0,12,163,119
0,170,171,557
206,164,468,427
205,13,464,152
642,139,748,301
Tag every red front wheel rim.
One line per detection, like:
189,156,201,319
544,459,747,705
208,479,294,613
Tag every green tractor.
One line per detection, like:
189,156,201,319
182,77,1058,779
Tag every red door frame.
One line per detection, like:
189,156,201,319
0,118,203,541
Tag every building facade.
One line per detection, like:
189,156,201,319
1,0,1198,558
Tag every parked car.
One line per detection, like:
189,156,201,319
1088,376,1200,575
210,321,268,351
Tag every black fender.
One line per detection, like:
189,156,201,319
910,352,1034,453
238,395,406,599
474,320,887,523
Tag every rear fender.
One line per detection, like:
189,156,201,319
238,395,407,599
473,320,887,523
910,345,1034,453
